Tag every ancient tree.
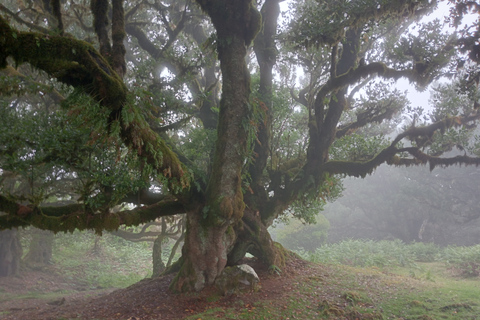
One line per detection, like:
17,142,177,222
1,0,480,291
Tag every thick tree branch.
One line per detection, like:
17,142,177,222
0,17,189,188
90,0,111,57
321,146,400,177
111,0,126,78
0,16,126,106
51,0,64,34
248,0,281,216
323,113,480,177
0,194,185,232
336,101,398,138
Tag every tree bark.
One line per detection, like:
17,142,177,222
152,233,166,277
171,0,261,292
171,211,235,291
228,209,286,268
0,229,23,277
236,0,285,268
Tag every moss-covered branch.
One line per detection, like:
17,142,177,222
394,147,480,171
321,146,399,178
0,15,126,108
323,113,480,178
336,101,398,139
392,113,480,145
0,194,185,233
320,146,480,178
0,16,189,188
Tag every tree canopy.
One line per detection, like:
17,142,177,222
1,0,480,292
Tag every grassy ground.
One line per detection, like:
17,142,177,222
187,240,480,320
1,235,480,319
186,261,480,319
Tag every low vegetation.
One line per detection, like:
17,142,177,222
189,240,480,319
1,236,480,319
51,231,153,289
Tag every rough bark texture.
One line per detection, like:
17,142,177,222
171,211,235,292
171,0,261,292
230,0,286,269
0,229,22,277
228,209,286,268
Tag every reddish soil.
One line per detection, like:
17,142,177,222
0,258,310,320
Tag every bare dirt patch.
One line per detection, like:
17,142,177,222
0,257,313,320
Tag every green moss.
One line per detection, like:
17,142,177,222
244,2,262,46
169,258,198,293
0,17,127,109
225,225,234,236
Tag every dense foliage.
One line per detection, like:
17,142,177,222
2,0,480,291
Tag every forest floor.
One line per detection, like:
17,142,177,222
1,256,479,319
0,257,315,320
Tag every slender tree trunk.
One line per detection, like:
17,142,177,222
0,229,23,277
166,229,185,268
152,234,166,277
92,235,102,255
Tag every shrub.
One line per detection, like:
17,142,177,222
275,215,330,252
305,239,415,268
442,245,480,277
407,242,440,262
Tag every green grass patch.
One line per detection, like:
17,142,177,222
188,261,480,319
52,231,152,289
188,240,480,319
302,239,416,268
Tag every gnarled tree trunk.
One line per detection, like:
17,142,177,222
171,210,236,291
228,209,286,268
170,0,261,292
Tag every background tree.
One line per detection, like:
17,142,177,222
325,161,480,246
2,0,480,292
0,229,22,277
23,228,54,267
325,79,480,245
110,216,185,276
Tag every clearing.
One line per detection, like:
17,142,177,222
0,257,479,319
